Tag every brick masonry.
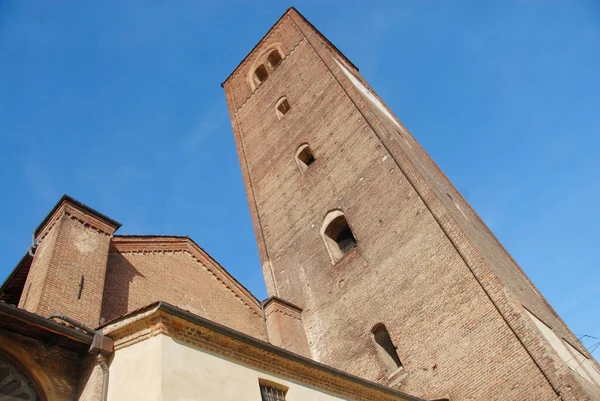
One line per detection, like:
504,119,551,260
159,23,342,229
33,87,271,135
0,329,81,400
222,7,600,401
17,201,266,341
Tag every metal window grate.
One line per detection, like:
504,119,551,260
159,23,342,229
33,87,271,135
260,384,286,401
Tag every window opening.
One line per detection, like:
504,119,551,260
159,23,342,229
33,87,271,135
253,64,269,86
267,50,283,69
276,98,291,119
259,382,287,401
295,144,315,172
321,210,356,263
373,324,402,374
0,354,42,400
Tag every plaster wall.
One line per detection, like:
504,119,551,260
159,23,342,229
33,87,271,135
161,335,348,401
108,334,353,401
106,335,162,401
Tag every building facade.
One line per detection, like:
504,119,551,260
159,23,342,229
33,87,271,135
0,6,598,401
222,7,600,401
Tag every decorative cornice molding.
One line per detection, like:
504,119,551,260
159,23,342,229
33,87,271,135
263,297,303,321
37,202,118,241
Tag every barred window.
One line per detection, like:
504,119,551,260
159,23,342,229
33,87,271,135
260,383,286,401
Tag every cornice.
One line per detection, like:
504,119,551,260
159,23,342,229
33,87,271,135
37,202,118,241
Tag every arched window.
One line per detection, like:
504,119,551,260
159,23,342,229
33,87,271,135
372,324,402,374
321,210,356,263
253,64,269,87
276,97,291,119
248,44,285,91
267,49,283,69
295,144,315,172
0,354,42,400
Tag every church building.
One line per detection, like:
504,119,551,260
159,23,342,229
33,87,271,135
1,7,599,401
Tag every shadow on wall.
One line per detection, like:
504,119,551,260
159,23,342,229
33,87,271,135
100,253,145,323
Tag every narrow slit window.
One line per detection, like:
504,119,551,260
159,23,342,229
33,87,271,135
295,144,315,172
267,50,283,69
373,324,402,374
254,64,269,86
276,97,291,119
259,381,287,401
321,210,356,263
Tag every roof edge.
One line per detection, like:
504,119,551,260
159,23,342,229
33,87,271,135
110,235,262,309
0,301,94,345
262,296,303,312
34,194,122,237
0,251,33,303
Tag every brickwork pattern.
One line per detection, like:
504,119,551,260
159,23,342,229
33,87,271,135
264,298,311,358
101,237,265,340
19,205,114,328
223,8,600,400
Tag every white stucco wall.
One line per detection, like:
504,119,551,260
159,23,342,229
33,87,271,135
107,334,163,401
107,334,352,401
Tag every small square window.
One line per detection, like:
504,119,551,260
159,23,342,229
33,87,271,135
260,383,286,401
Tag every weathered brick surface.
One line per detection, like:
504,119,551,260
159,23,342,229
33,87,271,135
18,216,61,313
223,8,600,400
101,237,265,339
18,199,266,342
264,298,311,358
0,329,82,400
19,204,114,328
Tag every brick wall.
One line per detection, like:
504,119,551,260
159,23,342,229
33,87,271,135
101,237,265,339
264,297,311,358
223,8,599,400
19,201,115,328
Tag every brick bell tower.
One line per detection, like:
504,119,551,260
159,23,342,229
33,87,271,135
223,8,600,401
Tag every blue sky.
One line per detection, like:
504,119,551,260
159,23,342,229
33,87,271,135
0,2,599,353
